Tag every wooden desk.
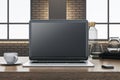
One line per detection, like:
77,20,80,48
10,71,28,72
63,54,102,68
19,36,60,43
0,57,120,80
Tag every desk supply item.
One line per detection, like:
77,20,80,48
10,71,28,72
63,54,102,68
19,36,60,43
107,37,120,53
90,43,103,55
4,52,18,64
99,52,120,59
0,62,22,66
89,22,97,40
89,22,102,59
100,37,120,59
101,64,114,69
90,43,104,59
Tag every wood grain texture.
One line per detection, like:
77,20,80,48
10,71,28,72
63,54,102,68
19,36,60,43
0,57,120,72
0,72,120,80
0,57,120,80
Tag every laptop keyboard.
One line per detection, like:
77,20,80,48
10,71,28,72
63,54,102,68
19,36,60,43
30,60,86,63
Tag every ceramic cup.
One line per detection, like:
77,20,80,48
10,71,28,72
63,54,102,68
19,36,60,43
4,52,18,64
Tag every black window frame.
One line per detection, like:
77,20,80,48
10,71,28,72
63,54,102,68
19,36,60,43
0,0,30,41
0,0,120,41
90,0,120,41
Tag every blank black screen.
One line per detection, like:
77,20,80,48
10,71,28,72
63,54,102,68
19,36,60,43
30,20,88,60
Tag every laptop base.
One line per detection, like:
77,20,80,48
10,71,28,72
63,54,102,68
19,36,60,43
23,60,94,67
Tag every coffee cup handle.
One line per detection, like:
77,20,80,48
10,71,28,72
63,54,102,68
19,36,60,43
14,56,18,63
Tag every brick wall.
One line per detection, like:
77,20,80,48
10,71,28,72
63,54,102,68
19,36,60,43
0,43,29,56
67,0,86,20
31,0,48,20
0,42,108,56
32,0,86,20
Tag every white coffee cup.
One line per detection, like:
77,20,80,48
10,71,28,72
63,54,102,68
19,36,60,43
4,52,18,64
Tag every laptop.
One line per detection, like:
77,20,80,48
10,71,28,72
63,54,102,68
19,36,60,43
29,20,88,62
23,20,94,67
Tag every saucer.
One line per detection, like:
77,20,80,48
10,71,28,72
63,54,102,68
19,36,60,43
0,62,22,66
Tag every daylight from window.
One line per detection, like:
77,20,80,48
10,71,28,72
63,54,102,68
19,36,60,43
0,0,30,40
0,0,120,40
87,0,120,40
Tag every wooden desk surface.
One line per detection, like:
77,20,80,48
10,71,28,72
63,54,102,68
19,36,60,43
0,57,120,72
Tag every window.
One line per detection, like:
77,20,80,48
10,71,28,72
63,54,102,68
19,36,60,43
95,24,108,39
110,0,120,22
110,24,120,38
9,0,30,22
0,25,7,39
0,0,7,22
87,0,107,22
0,0,30,40
9,24,29,39
87,0,120,40
109,0,120,38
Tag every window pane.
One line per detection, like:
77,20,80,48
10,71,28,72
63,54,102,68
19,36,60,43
95,24,108,39
0,25,7,39
110,25,120,38
9,24,29,39
0,0,7,22
9,0,30,22
110,0,120,22
87,0,107,22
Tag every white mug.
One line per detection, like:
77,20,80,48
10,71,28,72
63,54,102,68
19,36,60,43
4,52,18,64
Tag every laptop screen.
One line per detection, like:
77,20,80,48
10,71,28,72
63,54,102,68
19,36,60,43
29,20,88,60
